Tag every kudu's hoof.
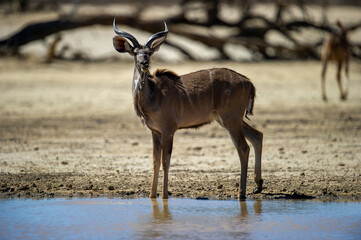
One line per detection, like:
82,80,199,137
253,179,263,194
253,187,262,194
239,195,247,201
162,191,172,199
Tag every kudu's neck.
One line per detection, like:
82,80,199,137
132,65,152,121
132,65,151,96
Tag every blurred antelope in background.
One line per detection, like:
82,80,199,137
112,19,263,200
321,21,350,101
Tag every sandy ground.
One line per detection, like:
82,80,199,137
0,3,360,200
0,58,360,200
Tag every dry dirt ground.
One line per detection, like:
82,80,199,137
0,58,360,200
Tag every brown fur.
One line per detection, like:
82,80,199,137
154,68,179,78
150,68,182,96
139,67,261,200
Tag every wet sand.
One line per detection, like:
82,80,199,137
0,59,360,200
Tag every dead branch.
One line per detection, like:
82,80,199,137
1,2,361,60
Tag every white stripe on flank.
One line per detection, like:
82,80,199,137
208,70,214,108
225,70,233,107
180,79,195,110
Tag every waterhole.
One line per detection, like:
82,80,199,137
1,198,360,239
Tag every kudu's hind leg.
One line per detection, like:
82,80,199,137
150,131,162,198
242,121,263,194
336,61,346,101
321,60,328,101
233,130,250,200
220,115,250,200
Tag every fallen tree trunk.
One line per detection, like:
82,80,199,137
0,15,124,54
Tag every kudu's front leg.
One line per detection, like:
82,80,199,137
161,132,174,199
343,59,350,99
150,131,161,198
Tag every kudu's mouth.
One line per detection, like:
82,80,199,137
140,63,149,73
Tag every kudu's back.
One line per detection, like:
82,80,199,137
153,67,255,129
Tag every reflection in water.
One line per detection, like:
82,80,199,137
138,199,264,239
0,198,360,240
151,199,172,223
142,199,173,239
135,199,255,239
224,200,263,239
237,200,262,224
239,200,262,218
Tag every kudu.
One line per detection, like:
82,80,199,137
112,19,263,200
321,21,350,101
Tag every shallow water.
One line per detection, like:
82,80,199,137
0,198,360,240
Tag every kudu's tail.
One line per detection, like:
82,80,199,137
245,82,256,120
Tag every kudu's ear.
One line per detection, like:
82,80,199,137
113,36,134,56
149,35,167,53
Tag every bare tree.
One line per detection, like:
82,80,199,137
1,1,360,60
